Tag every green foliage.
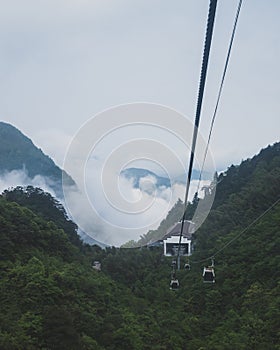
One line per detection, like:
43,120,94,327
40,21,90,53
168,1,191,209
0,142,280,349
3,186,81,247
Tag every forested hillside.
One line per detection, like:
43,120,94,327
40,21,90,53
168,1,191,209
0,142,279,349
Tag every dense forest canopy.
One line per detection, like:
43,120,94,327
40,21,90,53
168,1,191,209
0,142,279,349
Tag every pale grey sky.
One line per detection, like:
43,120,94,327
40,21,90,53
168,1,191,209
0,0,279,172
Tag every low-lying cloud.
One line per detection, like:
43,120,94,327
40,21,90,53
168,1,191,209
0,169,56,197
0,167,211,247
63,167,211,247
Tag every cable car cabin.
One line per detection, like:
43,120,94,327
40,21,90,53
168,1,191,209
184,262,190,270
92,261,101,271
170,278,179,290
203,266,215,283
163,221,194,257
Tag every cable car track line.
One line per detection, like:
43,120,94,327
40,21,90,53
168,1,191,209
176,0,218,271
191,197,280,264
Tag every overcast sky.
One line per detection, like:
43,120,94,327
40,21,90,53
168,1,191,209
0,0,279,173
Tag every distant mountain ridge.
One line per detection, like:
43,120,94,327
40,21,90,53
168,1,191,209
121,167,210,191
121,168,171,188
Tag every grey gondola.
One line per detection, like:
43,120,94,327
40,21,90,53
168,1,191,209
203,266,215,283
170,279,180,290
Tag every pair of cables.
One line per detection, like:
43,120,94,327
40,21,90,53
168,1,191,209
176,0,243,271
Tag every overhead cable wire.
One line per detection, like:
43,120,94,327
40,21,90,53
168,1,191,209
196,0,243,193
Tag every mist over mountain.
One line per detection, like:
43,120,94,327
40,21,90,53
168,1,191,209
0,121,278,251
121,168,171,188
0,122,183,246
0,122,105,246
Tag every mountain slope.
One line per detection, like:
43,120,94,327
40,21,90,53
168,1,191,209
0,122,75,196
132,142,280,248
195,142,280,256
